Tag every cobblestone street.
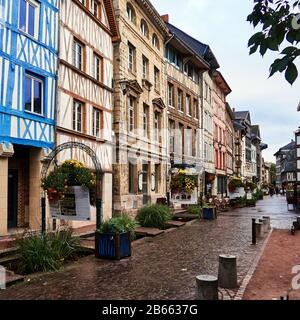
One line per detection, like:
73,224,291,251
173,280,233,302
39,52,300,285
0,196,293,300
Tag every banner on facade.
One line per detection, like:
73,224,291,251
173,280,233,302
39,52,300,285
49,186,91,221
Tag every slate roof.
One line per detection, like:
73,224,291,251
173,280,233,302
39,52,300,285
274,141,295,156
234,111,249,120
166,22,220,69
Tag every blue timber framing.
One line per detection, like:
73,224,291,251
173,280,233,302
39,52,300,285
0,0,58,149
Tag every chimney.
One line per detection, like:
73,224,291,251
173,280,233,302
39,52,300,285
232,108,235,113
161,14,169,23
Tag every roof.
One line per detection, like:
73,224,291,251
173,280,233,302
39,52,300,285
233,120,246,131
166,22,220,69
213,71,232,95
103,0,120,42
274,141,295,157
251,125,261,139
234,111,249,120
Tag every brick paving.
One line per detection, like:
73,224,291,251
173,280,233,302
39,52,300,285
0,196,293,300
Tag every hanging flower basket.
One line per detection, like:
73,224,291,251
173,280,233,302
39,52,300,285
170,169,198,195
41,160,96,206
228,177,245,193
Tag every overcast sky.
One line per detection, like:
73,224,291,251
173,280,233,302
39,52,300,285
151,0,300,163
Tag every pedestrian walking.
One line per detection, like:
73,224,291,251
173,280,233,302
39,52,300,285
270,188,274,197
275,187,279,196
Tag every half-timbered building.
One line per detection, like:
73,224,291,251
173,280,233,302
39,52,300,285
56,0,120,227
0,0,59,235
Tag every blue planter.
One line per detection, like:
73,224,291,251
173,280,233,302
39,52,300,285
202,207,216,220
95,232,131,260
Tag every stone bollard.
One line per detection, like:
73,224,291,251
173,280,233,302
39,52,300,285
218,254,238,289
196,275,218,300
255,222,264,238
259,219,268,233
262,216,271,230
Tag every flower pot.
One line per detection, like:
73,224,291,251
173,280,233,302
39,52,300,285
202,207,216,220
95,232,131,260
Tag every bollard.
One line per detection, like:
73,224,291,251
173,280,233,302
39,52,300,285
252,218,256,245
255,222,264,238
218,254,238,289
262,218,269,233
262,216,271,230
196,275,218,300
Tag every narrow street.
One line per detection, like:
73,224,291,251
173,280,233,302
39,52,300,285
0,196,294,300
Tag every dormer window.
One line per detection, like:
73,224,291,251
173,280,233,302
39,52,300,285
140,19,149,38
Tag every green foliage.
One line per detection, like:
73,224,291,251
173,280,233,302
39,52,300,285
247,0,300,84
170,169,198,194
136,204,172,229
228,178,245,192
42,160,95,193
187,205,201,215
270,163,277,185
245,181,257,191
246,199,257,207
98,214,138,238
17,229,80,274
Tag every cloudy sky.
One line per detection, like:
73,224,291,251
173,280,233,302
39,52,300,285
151,0,300,163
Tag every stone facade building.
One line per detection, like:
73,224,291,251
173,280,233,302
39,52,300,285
162,19,209,200
112,0,169,215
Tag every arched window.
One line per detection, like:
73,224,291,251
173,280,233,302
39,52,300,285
152,33,160,49
140,19,149,38
126,2,136,24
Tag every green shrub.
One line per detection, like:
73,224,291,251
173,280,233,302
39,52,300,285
136,204,172,229
246,199,256,207
98,214,138,239
17,229,80,274
187,205,201,215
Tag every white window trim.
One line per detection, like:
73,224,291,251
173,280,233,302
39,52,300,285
19,0,40,39
24,73,44,116
93,108,102,138
73,101,83,132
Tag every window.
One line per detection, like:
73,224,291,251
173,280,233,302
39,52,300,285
152,34,160,49
126,2,136,24
186,128,192,156
72,100,83,132
73,39,83,70
155,164,161,192
91,0,99,17
140,19,149,38
186,95,191,116
154,67,160,91
169,120,175,153
93,53,102,81
178,89,183,111
93,108,102,138
143,104,149,138
24,73,43,115
142,55,149,80
128,96,135,132
154,111,160,141
128,42,135,72
179,124,184,156
168,83,174,107
204,143,208,161
165,45,182,70
19,0,39,38
194,99,199,119
128,162,136,194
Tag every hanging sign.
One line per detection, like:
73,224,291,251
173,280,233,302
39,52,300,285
151,173,156,191
49,186,91,221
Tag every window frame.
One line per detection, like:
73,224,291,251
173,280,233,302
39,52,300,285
92,107,102,138
72,100,84,133
24,73,44,116
128,42,136,73
93,53,103,82
128,96,135,132
73,38,84,71
152,34,160,50
140,19,149,38
18,0,40,39
154,67,160,92
142,55,149,80
126,2,136,24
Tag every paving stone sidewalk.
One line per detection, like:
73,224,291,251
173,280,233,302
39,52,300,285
0,214,264,300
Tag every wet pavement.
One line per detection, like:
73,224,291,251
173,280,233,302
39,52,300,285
0,196,294,300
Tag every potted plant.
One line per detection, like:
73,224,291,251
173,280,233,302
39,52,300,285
202,203,217,220
228,177,245,193
95,214,138,260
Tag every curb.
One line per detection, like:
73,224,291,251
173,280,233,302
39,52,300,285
234,228,273,300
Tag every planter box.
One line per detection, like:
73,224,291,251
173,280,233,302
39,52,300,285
202,207,216,220
95,232,131,260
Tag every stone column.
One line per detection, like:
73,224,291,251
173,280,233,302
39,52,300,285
262,216,271,230
255,222,264,238
218,254,238,288
0,157,8,236
29,148,43,231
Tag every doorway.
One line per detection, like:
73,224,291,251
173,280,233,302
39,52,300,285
8,169,18,229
